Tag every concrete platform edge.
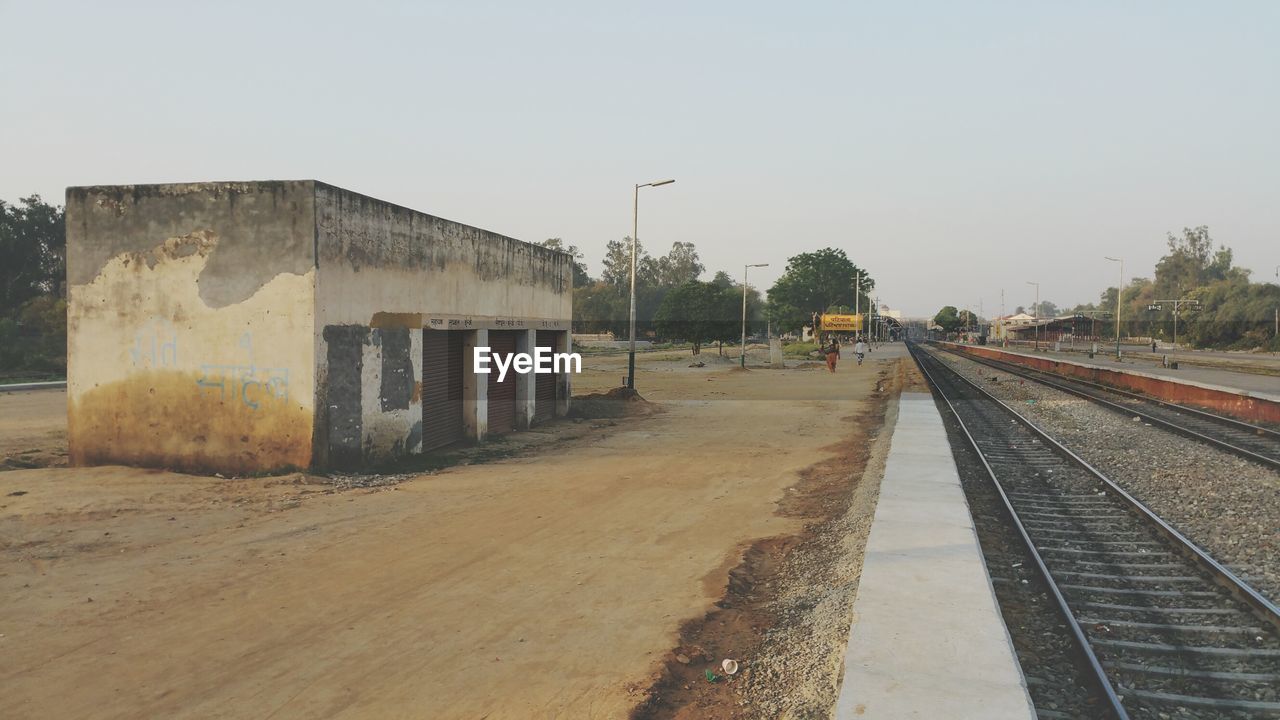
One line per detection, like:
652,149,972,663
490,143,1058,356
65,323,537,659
957,343,1280,403
834,392,1035,720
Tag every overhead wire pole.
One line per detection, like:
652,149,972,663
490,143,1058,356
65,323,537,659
855,267,865,330
627,178,675,390
741,263,768,368
1026,281,1040,351
1105,256,1123,359
1146,293,1199,348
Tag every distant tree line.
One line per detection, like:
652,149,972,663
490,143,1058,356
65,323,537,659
932,226,1280,350
0,195,66,379
558,238,875,354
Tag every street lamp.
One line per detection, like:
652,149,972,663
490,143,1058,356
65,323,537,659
741,263,769,368
1026,281,1040,351
627,178,675,389
1105,256,1123,358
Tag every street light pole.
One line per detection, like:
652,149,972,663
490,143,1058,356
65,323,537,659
741,263,768,368
627,178,675,390
1105,256,1123,359
1026,281,1039,351
855,269,865,322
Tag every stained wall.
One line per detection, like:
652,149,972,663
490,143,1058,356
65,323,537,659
65,182,317,473
65,180,573,474
312,182,572,468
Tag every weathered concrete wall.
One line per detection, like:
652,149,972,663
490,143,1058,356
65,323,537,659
67,180,572,473
66,182,317,473
311,182,572,466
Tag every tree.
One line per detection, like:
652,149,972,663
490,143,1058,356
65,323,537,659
572,281,627,336
600,237,658,288
655,242,704,287
1,195,65,312
1,195,67,376
654,281,738,354
766,248,873,333
710,270,734,290
933,306,963,332
1031,301,1060,318
538,238,591,287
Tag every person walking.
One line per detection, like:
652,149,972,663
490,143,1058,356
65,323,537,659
823,338,840,373
854,338,869,366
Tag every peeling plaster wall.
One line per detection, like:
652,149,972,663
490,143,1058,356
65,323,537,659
312,183,572,465
66,180,572,473
66,183,317,473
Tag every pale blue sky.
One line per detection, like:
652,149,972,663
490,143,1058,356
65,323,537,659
3,1,1276,316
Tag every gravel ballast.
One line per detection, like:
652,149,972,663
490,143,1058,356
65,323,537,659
929,347,1280,603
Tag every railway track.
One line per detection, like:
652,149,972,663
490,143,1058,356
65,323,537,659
909,342,1280,719
933,344,1280,470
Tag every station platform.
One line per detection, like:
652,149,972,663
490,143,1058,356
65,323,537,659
993,344,1280,401
835,393,1035,719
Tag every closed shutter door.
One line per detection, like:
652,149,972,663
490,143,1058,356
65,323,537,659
534,330,557,422
421,330,465,450
487,331,519,435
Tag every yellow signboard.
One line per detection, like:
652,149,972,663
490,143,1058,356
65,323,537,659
821,314,864,332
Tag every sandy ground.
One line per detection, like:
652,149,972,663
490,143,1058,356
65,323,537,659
0,389,67,469
0,345,903,719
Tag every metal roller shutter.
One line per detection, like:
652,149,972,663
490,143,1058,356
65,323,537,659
421,330,465,451
487,330,519,435
534,330,558,422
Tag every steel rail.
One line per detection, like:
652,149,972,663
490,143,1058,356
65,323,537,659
915,344,1280,634
934,345,1280,470
906,342,1130,720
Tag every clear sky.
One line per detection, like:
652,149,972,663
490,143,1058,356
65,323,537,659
3,1,1276,317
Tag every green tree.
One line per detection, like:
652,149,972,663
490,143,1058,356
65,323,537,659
1,195,65,312
600,237,658,288
933,306,963,332
766,248,872,333
573,281,626,335
1,195,67,376
709,270,734,290
654,281,737,354
538,238,591,288
1033,301,1060,318
1153,226,1244,295
655,241,704,287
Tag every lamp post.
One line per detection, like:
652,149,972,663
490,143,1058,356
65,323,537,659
1105,256,1123,358
855,270,865,340
1026,281,1040,351
627,178,675,389
855,267,865,324
741,263,769,368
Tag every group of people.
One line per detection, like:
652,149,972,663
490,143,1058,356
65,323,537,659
822,335,870,373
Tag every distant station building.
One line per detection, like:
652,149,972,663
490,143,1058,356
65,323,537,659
1002,315,1095,344
65,181,573,474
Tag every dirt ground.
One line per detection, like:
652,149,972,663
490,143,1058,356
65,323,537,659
0,389,67,469
0,345,907,719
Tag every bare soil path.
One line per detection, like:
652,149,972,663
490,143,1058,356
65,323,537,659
1,348,898,719
0,388,66,469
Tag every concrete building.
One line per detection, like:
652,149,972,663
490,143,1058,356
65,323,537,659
66,181,573,474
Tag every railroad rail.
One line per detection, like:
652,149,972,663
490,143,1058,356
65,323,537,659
933,344,1280,470
909,342,1280,719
